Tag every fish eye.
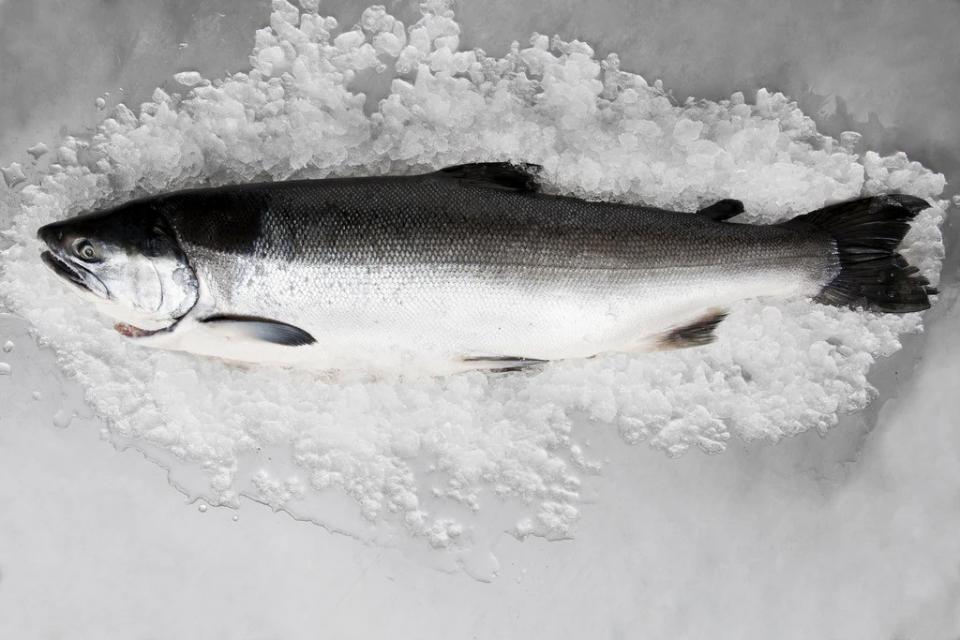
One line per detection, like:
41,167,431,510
72,238,99,262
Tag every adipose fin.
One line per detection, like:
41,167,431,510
697,199,744,222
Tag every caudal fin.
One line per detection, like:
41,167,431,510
784,195,935,313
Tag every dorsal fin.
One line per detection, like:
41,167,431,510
435,162,542,192
698,199,744,221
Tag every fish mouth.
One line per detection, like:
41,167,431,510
40,250,107,297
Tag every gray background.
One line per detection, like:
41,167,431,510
1,0,959,637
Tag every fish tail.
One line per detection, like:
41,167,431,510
783,195,935,313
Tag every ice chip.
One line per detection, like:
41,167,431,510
373,32,403,58
395,45,422,73
673,118,703,144
1,163,26,188
26,143,49,159
408,26,430,53
360,5,395,33
434,35,459,51
839,130,863,152
271,0,300,26
173,71,205,87
333,30,366,51
58,146,78,166
256,45,288,76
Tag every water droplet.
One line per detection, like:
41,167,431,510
52,409,73,428
0,362,10,375
32,391,42,400
2,341,13,352
198,503,208,513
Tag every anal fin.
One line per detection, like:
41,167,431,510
200,314,316,346
657,309,728,350
461,354,548,372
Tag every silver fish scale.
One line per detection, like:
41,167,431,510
162,174,834,363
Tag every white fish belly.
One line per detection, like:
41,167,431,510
147,257,823,375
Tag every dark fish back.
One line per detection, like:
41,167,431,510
158,174,818,273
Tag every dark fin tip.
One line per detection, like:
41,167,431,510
200,314,316,346
786,195,933,314
658,309,728,350
436,162,542,193
698,199,744,221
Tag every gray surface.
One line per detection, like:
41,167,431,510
5,0,958,189
1,0,959,637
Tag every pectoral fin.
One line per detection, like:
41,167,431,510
698,199,744,221
200,314,316,346
657,309,728,350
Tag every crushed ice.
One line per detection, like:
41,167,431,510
0,0,949,554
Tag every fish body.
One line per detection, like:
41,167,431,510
37,163,933,375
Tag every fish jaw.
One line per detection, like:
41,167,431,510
40,249,110,299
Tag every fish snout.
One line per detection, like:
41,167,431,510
37,222,65,250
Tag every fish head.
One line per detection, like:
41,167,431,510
37,200,199,332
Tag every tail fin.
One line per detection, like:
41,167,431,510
783,195,935,313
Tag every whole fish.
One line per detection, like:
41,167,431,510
37,163,934,375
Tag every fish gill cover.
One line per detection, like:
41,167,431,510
0,0,948,567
